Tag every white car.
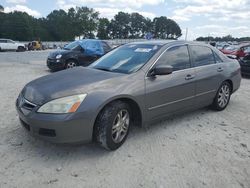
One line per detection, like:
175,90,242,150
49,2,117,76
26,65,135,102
0,39,25,52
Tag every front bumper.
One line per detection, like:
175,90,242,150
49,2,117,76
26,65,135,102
16,98,94,144
47,58,65,71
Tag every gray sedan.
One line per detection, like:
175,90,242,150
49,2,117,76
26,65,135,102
16,40,241,150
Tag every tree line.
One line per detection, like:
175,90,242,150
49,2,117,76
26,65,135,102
0,6,182,41
196,35,250,42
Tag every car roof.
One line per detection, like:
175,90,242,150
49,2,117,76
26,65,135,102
78,39,105,43
126,40,212,47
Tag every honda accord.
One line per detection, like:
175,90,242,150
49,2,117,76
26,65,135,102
16,40,241,150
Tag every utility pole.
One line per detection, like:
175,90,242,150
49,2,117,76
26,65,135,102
185,28,188,41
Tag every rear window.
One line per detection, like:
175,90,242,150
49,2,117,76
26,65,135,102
190,45,215,67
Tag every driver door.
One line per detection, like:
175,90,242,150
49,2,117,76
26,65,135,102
145,45,196,121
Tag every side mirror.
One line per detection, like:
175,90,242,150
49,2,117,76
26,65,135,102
150,65,173,76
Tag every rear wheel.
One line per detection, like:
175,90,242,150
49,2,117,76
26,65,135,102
212,81,231,111
65,60,77,69
94,101,131,150
17,46,25,52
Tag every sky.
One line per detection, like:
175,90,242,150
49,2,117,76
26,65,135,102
1,0,250,40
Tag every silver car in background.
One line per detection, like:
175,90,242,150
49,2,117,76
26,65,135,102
16,40,241,150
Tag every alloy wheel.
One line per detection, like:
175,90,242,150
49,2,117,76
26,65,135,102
66,62,77,69
218,84,230,108
111,109,130,143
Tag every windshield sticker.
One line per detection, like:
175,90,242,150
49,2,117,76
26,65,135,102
135,48,152,53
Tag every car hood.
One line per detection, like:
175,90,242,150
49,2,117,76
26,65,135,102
48,49,71,58
22,67,124,105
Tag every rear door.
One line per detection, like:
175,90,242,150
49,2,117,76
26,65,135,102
145,45,196,120
189,45,224,107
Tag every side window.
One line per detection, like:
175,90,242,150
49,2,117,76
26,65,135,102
0,40,7,43
156,45,191,71
190,46,215,67
102,41,111,53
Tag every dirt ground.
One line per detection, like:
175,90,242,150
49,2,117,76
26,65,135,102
0,51,249,188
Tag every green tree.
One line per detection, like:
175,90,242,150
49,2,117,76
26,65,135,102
1,12,33,40
109,12,131,39
47,9,74,41
130,13,148,38
0,5,4,12
153,16,181,39
97,18,110,39
75,7,99,39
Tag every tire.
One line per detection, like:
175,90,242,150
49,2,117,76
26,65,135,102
211,81,232,111
17,46,25,52
65,60,78,69
94,101,131,150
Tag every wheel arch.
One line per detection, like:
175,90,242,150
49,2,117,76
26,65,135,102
224,79,233,92
92,96,143,140
66,58,79,64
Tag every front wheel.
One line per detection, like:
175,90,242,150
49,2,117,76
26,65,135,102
212,82,231,111
65,60,77,69
94,101,131,150
17,46,25,52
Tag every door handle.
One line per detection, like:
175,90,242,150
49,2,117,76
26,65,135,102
185,74,195,80
217,67,224,72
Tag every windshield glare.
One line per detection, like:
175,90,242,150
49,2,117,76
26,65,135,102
64,41,79,50
90,44,161,74
225,46,239,51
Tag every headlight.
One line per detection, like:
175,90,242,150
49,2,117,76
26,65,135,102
56,54,62,59
37,94,87,114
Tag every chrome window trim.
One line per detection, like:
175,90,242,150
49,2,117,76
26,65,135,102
145,43,219,77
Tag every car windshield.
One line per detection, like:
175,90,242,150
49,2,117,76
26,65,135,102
89,44,161,74
64,41,79,50
225,46,239,51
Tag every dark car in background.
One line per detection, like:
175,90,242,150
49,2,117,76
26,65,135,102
239,52,250,76
47,39,112,71
16,41,241,150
